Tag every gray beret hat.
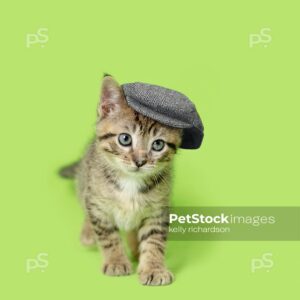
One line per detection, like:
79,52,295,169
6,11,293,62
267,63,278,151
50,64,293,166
121,82,204,149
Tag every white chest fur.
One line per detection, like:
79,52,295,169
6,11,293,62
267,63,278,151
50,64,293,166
112,176,147,230
119,176,144,197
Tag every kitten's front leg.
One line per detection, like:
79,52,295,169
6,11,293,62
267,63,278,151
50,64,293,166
88,209,132,276
137,211,173,286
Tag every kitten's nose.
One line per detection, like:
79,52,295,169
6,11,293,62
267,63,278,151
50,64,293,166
135,159,147,168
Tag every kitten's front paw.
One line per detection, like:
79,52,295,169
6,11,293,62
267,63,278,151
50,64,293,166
139,267,174,286
102,260,132,276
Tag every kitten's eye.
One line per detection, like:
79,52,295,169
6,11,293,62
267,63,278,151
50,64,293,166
118,133,132,146
152,139,165,151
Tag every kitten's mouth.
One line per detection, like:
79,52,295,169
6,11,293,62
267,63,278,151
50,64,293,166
119,164,140,173
131,166,143,172
118,160,154,175
126,165,149,174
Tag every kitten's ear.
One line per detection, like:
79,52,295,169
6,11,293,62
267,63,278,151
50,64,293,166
98,75,125,117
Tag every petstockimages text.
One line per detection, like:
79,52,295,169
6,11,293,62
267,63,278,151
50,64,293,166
169,213,276,227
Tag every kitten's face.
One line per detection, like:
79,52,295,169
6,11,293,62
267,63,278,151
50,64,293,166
96,76,182,177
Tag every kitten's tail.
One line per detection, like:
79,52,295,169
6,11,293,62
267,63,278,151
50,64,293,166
59,161,80,179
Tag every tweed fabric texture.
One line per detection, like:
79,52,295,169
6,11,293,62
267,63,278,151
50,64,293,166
122,82,204,149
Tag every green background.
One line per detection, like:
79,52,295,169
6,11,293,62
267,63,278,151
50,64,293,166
1,0,299,299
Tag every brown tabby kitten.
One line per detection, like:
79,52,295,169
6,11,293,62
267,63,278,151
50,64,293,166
60,76,182,286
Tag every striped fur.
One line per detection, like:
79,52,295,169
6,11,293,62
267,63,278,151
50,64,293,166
64,76,182,285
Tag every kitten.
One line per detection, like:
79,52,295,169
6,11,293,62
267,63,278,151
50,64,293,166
60,75,182,286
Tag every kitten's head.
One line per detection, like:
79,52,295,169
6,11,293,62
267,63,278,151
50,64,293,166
96,76,182,177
